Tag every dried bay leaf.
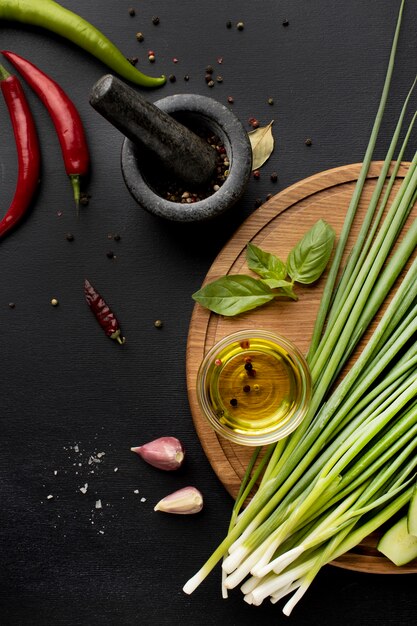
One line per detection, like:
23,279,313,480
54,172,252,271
248,121,274,170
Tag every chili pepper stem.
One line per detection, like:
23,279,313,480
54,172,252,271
0,64,10,80
111,329,126,345
70,174,81,215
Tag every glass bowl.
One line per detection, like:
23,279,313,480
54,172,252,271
196,329,311,446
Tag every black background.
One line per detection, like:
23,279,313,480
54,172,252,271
0,1,416,625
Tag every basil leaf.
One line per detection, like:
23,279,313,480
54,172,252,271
247,243,287,281
261,279,298,300
287,219,335,284
192,275,275,316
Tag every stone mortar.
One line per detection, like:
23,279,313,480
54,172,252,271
121,94,253,222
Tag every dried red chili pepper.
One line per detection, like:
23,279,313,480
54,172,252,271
2,50,89,209
84,279,125,345
0,64,40,239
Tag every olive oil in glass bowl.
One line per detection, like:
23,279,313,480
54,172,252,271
196,330,311,446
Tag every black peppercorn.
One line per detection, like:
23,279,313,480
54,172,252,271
230,398,238,407
152,16,160,25
282,19,289,27
226,20,232,29
113,234,121,241
184,74,190,81
169,74,176,83
65,233,74,242
270,172,278,182
237,22,244,31
136,32,144,42
128,8,135,17
106,251,115,259
305,138,313,146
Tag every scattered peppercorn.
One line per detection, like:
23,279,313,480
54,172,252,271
65,233,74,242
207,80,214,88
248,117,259,129
253,169,261,179
107,233,113,240
282,19,289,27
106,251,115,259
169,74,176,83
172,57,179,63
184,75,190,81
217,56,223,64
205,65,214,74
227,95,234,104
305,138,313,146
236,22,244,30
113,234,121,241
205,73,212,83
243,385,251,393
51,298,59,307
266,193,273,201
148,54,155,63
230,398,238,407
79,192,90,206
270,172,278,182
268,97,274,105
128,8,136,17
216,75,223,83
152,16,160,25
128,56,139,66
226,21,232,29
244,362,253,371
8,302,15,308
254,198,263,208
136,32,144,42
154,319,163,328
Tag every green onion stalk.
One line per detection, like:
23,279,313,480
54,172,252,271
183,0,417,613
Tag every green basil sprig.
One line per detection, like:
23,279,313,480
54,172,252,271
192,219,335,316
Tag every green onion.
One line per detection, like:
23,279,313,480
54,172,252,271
183,0,417,612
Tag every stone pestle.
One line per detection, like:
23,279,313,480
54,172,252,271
89,74,218,188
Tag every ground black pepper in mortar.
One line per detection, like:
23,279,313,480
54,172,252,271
139,131,230,204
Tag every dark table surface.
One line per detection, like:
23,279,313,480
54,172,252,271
1,1,416,625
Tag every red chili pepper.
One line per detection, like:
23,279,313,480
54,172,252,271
2,50,89,209
0,64,40,239
84,279,125,345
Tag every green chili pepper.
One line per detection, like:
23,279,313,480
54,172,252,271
0,0,166,88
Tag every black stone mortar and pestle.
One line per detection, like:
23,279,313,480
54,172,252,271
89,75,252,222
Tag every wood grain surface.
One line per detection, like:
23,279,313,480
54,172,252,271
186,161,417,574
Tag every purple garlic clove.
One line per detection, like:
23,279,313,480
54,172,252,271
154,486,203,514
131,436,185,471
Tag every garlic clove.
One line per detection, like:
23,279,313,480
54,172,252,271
154,486,203,514
131,436,185,471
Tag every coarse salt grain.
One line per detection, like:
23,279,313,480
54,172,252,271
140,497,146,502
47,494,53,500
114,467,118,472
95,500,102,509
80,483,88,494
134,489,139,494
74,444,79,452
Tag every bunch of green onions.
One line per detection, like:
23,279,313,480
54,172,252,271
184,0,417,614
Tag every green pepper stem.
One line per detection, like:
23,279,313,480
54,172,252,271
0,63,11,80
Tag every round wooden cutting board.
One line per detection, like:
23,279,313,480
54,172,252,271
186,161,417,574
